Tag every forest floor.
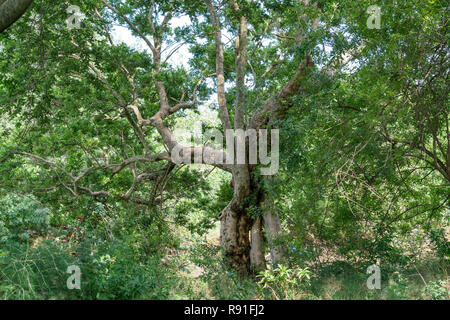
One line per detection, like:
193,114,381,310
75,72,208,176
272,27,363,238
168,222,449,300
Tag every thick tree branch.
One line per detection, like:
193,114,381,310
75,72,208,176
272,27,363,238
204,0,232,131
250,55,314,130
0,0,34,33
231,0,248,130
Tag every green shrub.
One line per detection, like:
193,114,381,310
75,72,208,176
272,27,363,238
0,241,79,299
422,280,449,300
257,264,312,299
0,196,50,244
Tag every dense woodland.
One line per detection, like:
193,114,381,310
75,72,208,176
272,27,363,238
0,0,449,300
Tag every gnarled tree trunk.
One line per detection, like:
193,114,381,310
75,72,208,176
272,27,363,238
220,167,285,275
219,164,252,275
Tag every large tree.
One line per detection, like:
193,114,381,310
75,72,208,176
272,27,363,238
1,0,448,276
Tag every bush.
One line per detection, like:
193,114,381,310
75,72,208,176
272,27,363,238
80,238,179,300
0,241,79,299
257,265,312,299
0,196,50,244
422,280,449,300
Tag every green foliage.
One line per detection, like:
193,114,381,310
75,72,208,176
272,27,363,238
422,280,449,300
0,241,79,299
429,228,450,259
0,196,50,244
187,241,259,299
257,265,312,299
80,239,178,299
385,272,410,300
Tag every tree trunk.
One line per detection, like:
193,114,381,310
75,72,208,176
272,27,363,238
220,200,251,275
262,200,286,265
250,216,266,272
220,168,285,275
219,164,252,275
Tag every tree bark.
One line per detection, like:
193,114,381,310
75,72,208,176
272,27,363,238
220,166,287,275
250,216,266,272
0,0,34,33
220,200,251,275
219,162,252,275
262,197,286,265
